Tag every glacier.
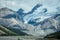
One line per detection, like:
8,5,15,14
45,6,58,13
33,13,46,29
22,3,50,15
0,4,60,37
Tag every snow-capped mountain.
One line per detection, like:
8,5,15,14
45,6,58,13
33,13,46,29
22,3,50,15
17,4,42,22
17,8,25,22
23,6,60,36
0,7,17,18
0,6,60,37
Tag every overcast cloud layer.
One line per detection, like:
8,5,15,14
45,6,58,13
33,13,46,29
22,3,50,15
0,0,60,13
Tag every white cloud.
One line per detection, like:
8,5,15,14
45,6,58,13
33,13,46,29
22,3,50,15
12,1,16,5
0,0,60,12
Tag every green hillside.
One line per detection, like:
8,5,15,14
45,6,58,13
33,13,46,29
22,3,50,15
0,25,18,36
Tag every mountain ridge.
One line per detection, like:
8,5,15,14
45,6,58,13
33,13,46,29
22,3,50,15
0,6,60,37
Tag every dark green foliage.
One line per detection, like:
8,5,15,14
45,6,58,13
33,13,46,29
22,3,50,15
0,25,18,36
45,31,60,39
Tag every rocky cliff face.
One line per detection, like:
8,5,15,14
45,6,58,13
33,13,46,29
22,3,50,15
45,31,60,39
0,7,60,38
0,7,17,17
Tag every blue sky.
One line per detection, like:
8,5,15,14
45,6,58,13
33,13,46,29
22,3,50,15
0,0,60,13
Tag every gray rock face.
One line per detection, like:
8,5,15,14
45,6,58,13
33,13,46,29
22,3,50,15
0,7,60,37
0,7,16,17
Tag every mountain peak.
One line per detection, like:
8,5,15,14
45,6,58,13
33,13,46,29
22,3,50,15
0,7,9,10
1,7,8,9
0,7,16,17
0,7,14,12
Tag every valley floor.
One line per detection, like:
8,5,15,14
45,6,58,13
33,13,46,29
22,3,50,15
0,36,59,40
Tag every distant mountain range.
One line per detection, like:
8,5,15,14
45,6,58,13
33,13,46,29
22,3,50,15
0,4,60,38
